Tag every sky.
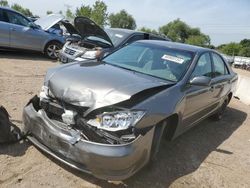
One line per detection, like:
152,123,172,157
7,0,250,46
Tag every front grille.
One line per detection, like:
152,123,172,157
65,47,76,56
40,99,89,121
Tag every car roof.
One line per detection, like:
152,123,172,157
105,28,170,41
135,40,210,53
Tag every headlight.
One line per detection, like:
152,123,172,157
39,86,55,99
39,86,49,99
87,111,145,132
81,50,98,59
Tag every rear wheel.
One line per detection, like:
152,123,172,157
211,96,229,121
45,41,62,60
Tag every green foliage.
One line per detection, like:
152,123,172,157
76,1,108,27
11,3,33,17
185,34,210,47
239,47,250,57
46,11,53,15
91,0,108,27
240,39,250,48
76,5,92,18
218,42,241,56
139,27,158,34
109,9,136,30
66,8,74,20
0,0,9,7
159,18,210,47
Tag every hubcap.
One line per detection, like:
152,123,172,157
47,44,60,58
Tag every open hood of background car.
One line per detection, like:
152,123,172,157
35,14,64,31
74,17,114,47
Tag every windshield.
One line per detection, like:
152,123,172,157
105,29,130,47
103,43,194,82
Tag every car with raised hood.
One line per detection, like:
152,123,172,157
0,7,72,59
58,16,170,63
23,40,237,180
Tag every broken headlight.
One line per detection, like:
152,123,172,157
87,111,145,132
39,86,55,99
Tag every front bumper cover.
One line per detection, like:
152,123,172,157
23,101,154,180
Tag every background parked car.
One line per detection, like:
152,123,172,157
0,7,66,59
59,16,170,63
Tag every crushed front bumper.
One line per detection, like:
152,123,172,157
23,101,154,180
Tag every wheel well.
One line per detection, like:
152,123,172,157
44,40,63,52
228,92,233,104
164,114,179,141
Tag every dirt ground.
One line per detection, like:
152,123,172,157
0,51,250,188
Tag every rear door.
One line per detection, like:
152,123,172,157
0,8,10,47
210,52,231,106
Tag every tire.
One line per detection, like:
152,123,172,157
44,41,62,60
211,96,229,121
150,121,167,162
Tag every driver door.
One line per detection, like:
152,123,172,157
182,52,215,127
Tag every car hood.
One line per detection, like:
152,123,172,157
35,14,64,31
74,17,113,47
44,61,171,111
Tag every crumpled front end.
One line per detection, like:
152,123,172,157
23,96,154,180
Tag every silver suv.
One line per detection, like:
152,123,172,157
0,7,66,59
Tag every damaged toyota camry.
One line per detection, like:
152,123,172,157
23,40,237,180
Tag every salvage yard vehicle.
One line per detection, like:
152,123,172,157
23,40,238,180
58,16,170,63
0,7,67,59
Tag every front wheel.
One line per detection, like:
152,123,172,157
45,41,62,60
150,121,167,162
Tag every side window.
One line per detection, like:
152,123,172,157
0,9,8,22
125,34,144,45
191,53,213,78
212,53,229,77
6,11,30,27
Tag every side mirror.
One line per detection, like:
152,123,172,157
189,76,211,86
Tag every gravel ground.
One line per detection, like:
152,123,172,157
0,51,250,188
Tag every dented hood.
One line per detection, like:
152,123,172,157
44,61,171,110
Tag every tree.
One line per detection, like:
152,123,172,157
75,1,108,27
239,47,250,57
186,34,210,47
0,0,9,7
159,19,189,42
139,27,158,34
218,42,241,56
109,9,136,30
159,18,210,47
66,8,74,20
11,3,33,17
240,39,250,48
76,5,92,18
46,11,53,15
91,0,108,27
